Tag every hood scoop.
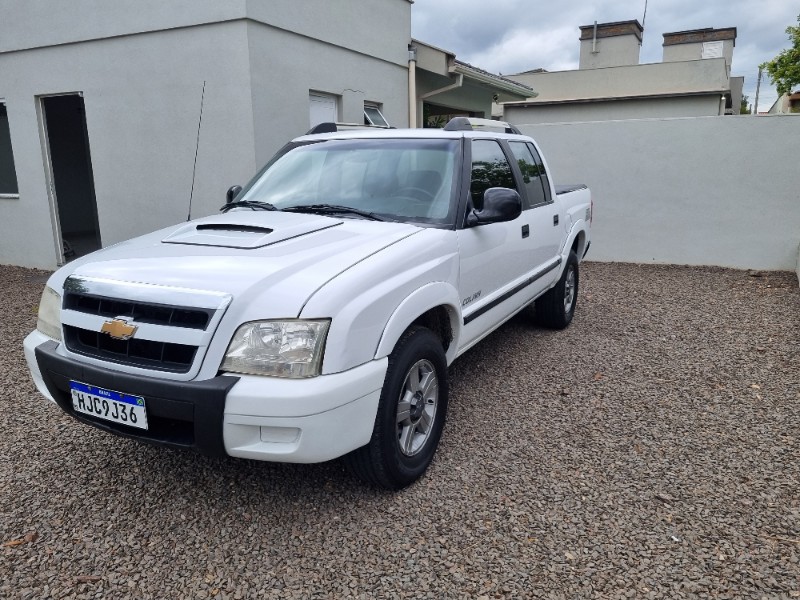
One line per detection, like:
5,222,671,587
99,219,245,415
196,224,273,234
162,212,341,249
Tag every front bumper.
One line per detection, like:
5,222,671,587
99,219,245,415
25,331,387,463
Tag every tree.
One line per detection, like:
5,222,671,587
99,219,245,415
760,14,800,97
740,94,751,114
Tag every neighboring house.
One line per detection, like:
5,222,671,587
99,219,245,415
0,0,526,269
410,40,533,127
502,21,744,125
768,92,800,114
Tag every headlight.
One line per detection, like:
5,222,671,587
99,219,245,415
37,286,63,341
221,320,330,378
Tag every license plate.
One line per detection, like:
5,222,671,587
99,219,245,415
69,381,148,430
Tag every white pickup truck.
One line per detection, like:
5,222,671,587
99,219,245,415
24,118,591,489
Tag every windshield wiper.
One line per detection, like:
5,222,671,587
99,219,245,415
219,200,277,213
282,204,386,221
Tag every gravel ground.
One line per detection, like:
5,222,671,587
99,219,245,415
1,262,798,599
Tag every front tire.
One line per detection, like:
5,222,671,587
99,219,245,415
535,250,579,329
345,326,448,490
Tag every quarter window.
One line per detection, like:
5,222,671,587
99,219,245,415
509,141,550,206
469,140,516,210
0,103,19,197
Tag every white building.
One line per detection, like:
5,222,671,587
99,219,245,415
503,21,744,125
410,40,533,127
0,0,531,269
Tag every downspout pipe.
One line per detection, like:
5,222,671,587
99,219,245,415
408,46,417,128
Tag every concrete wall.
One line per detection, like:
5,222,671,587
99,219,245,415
663,39,735,73
0,22,256,269
579,35,641,69
505,95,722,124
0,0,246,53
509,58,729,102
519,115,800,271
247,0,411,67
247,13,409,166
0,0,412,269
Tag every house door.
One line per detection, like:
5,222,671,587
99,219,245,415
40,94,101,264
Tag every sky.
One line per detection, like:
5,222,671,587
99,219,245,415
411,0,798,112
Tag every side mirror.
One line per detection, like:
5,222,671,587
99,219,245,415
226,185,243,204
466,187,522,226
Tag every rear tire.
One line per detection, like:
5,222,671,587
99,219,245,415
345,326,448,490
535,251,579,329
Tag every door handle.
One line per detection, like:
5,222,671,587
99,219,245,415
553,215,559,226
521,224,530,238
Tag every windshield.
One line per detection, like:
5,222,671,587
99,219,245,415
238,138,459,225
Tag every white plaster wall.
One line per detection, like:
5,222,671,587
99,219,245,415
663,39,735,72
0,0,412,269
0,0,247,53
509,59,729,102
246,0,411,67
0,22,257,269
579,35,641,69
246,19,409,166
520,115,800,271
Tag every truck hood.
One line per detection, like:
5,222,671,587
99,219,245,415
54,211,422,316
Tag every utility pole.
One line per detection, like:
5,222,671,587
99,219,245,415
754,67,762,115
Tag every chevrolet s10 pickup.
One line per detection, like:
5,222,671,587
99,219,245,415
24,117,592,489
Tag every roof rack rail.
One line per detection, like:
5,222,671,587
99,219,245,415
306,122,394,135
443,117,521,135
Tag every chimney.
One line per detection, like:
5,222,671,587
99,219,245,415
662,27,737,74
579,20,643,69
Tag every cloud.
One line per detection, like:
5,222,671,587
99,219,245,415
411,0,798,110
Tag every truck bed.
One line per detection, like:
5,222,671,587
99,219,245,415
555,184,588,195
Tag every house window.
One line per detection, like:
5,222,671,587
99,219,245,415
0,103,19,197
309,92,338,127
364,103,389,127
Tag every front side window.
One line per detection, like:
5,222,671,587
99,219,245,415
0,104,19,196
239,138,459,225
469,139,516,210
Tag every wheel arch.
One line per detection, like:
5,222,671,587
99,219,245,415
571,229,586,258
563,224,588,263
375,282,462,365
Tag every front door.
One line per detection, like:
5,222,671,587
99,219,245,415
40,94,101,264
457,139,536,351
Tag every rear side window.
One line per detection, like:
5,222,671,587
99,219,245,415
470,140,516,210
509,141,551,206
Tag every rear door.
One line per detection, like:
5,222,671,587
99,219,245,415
507,140,562,289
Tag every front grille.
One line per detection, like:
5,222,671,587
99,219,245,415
64,292,212,330
64,325,197,373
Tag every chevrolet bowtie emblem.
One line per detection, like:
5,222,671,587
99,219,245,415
100,318,138,341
